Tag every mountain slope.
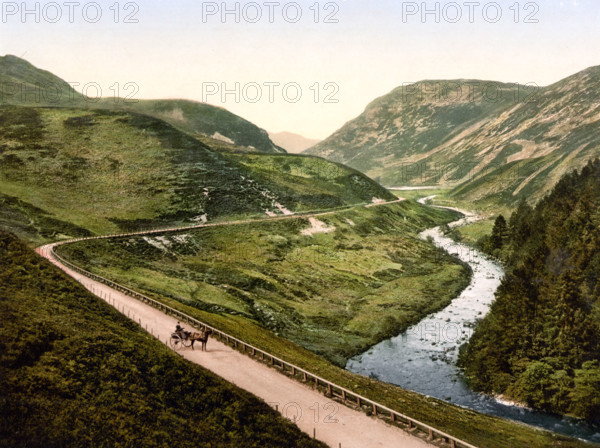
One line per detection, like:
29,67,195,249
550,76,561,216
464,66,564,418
307,68,600,207
0,55,284,154
0,55,83,104
269,131,321,153
305,80,523,185
449,66,600,206
120,99,286,154
0,105,393,242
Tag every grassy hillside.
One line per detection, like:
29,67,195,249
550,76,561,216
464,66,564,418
57,202,469,366
230,153,395,212
307,68,600,209
0,230,326,448
0,55,284,155
0,55,84,105
448,67,600,206
459,160,600,424
116,99,286,154
0,105,392,243
305,80,522,185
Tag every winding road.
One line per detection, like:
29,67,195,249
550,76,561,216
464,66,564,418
36,199,444,448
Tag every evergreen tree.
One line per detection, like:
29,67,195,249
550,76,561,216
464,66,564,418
459,159,600,423
490,215,508,251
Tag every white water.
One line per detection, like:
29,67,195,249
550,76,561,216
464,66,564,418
346,201,600,443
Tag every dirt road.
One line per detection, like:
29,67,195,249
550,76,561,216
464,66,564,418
37,243,430,448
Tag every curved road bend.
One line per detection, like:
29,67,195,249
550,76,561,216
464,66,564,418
36,199,434,448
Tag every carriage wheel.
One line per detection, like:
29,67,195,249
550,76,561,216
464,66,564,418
169,335,182,350
182,338,193,348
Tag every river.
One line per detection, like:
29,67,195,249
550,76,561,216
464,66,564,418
346,200,600,443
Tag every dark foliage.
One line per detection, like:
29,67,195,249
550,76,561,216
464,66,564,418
459,159,600,423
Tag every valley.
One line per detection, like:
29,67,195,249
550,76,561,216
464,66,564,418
54,201,470,366
2,53,600,448
306,68,600,210
41,196,596,448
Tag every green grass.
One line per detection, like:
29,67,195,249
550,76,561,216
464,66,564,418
54,213,593,448
231,153,396,212
0,105,392,242
390,187,452,201
0,230,326,448
112,98,287,154
57,201,469,366
0,192,93,246
449,218,496,247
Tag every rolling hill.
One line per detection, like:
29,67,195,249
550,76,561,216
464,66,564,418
306,68,600,208
0,105,393,243
0,55,84,105
120,99,286,154
0,55,284,154
0,53,395,245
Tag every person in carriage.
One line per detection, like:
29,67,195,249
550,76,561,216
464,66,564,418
175,322,191,339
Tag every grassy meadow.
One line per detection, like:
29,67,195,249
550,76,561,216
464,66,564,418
57,201,471,366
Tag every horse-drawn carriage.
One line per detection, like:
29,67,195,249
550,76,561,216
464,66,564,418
169,325,213,351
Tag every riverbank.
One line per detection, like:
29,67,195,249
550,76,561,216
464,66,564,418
347,201,600,443
52,201,592,447
56,201,471,367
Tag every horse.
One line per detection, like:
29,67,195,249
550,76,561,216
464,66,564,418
189,329,213,351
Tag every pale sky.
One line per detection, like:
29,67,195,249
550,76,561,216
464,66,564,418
1,0,599,139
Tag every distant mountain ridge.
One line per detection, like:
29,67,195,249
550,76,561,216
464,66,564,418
269,131,321,153
0,55,284,154
305,79,525,182
306,69,600,207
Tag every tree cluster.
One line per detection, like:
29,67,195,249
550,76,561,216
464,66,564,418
460,159,600,423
